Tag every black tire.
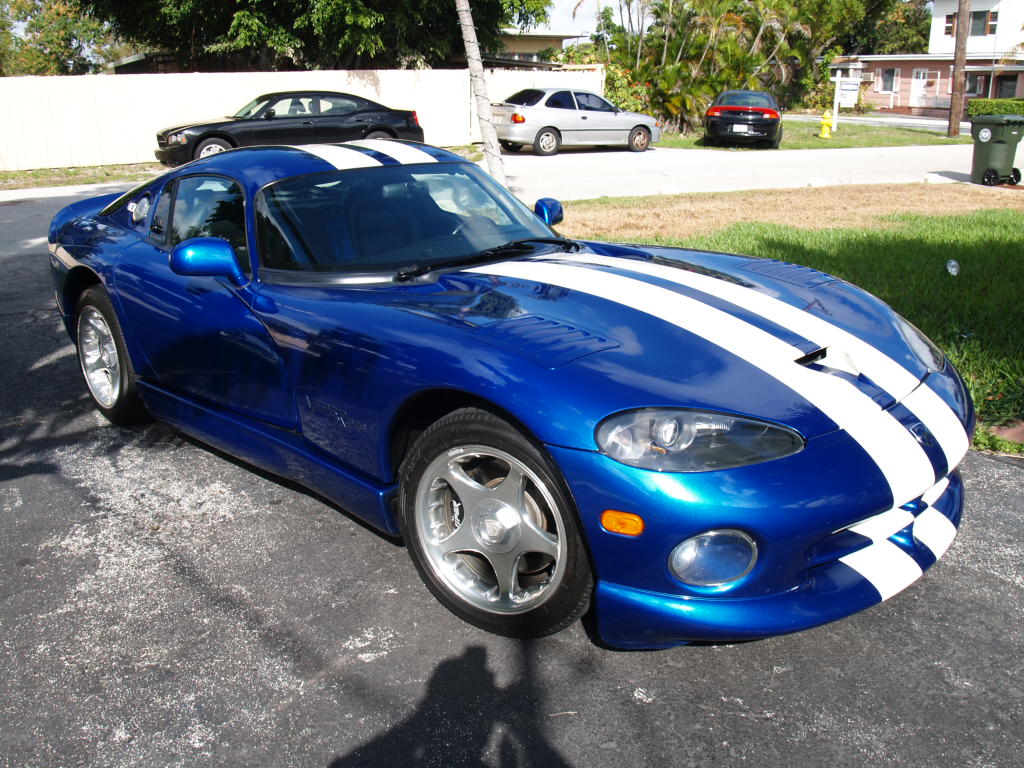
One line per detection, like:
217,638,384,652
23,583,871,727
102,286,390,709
1010,168,1021,186
364,130,393,140
193,137,232,160
499,140,523,153
982,168,1000,186
769,128,783,149
74,286,149,425
627,126,651,152
533,128,560,156
398,407,593,638
703,135,716,147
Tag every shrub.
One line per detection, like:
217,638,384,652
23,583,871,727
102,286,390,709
967,98,1024,117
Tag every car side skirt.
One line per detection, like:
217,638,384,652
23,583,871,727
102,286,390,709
137,381,400,537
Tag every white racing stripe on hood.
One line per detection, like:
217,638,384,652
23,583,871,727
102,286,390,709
294,144,382,169
346,139,438,164
471,259,936,507
562,253,969,474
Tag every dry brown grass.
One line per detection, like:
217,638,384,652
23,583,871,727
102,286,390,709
560,183,1024,242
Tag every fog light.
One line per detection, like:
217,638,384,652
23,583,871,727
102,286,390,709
669,529,757,586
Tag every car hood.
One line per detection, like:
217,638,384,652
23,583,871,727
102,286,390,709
403,242,951,441
157,118,235,137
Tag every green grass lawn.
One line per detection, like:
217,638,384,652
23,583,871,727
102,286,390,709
656,119,974,150
676,209,1023,450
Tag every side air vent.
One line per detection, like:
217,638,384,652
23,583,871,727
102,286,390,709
473,315,620,369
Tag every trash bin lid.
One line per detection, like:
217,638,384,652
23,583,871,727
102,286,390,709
971,114,1024,125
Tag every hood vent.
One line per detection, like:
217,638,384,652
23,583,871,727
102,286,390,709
473,315,621,369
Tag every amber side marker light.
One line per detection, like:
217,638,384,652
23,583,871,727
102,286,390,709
601,510,645,537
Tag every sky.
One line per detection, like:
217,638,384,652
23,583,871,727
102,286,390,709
536,0,601,37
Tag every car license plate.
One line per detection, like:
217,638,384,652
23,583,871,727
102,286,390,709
732,124,750,133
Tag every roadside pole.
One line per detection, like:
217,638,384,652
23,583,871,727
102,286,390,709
830,76,861,131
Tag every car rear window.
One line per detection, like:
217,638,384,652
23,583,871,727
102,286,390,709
717,92,776,108
505,89,544,106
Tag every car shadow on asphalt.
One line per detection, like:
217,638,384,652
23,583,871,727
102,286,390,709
327,643,572,768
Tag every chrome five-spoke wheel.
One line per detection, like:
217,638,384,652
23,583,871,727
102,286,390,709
400,408,592,637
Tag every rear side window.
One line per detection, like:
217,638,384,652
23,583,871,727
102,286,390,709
545,91,576,110
505,89,544,106
168,176,249,271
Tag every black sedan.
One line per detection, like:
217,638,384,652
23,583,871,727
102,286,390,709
154,90,424,165
704,90,783,148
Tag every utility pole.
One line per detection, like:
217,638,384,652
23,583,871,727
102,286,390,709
455,0,506,185
947,0,971,137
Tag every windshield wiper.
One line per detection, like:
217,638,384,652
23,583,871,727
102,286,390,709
394,237,580,282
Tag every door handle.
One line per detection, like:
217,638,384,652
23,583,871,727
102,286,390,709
581,116,587,120
302,120,313,125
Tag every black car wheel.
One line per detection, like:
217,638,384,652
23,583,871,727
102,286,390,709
194,138,232,160
533,128,561,156
399,407,593,638
364,130,394,139
769,128,783,149
500,140,523,153
982,168,1000,186
1010,168,1021,186
628,126,651,152
75,287,149,425
703,135,717,147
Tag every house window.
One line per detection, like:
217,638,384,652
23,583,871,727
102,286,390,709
966,73,987,96
970,10,996,36
880,68,898,93
948,11,998,37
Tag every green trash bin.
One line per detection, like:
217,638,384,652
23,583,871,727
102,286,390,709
969,114,1024,186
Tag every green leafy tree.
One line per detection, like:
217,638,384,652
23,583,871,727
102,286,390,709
6,0,130,74
79,0,550,71
0,1,16,75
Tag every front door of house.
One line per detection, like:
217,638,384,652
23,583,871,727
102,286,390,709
910,69,930,107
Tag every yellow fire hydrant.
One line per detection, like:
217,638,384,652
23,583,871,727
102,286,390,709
819,110,833,139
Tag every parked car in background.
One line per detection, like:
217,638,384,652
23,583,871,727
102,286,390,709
704,90,783,148
492,88,661,156
50,140,972,650
154,91,424,165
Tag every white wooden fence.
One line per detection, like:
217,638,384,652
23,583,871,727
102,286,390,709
0,66,603,171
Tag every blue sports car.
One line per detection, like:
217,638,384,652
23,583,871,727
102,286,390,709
49,141,973,650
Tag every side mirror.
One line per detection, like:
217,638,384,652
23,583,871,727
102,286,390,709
264,108,276,120
170,237,246,286
534,197,564,226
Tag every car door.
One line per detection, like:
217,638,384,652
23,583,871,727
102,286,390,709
573,91,627,144
112,174,298,428
244,94,318,147
314,94,376,143
542,90,582,145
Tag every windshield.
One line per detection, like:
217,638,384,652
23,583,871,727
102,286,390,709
256,162,555,274
233,97,271,118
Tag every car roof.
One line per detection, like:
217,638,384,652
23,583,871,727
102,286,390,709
253,90,369,100
169,141,468,194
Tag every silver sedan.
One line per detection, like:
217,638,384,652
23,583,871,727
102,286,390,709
492,88,661,156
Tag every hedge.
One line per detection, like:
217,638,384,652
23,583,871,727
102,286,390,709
967,98,1024,117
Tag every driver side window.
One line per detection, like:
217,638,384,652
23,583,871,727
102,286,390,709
168,176,249,272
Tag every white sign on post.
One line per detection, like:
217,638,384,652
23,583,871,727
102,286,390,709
829,76,862,131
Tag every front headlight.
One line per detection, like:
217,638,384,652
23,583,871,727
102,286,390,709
167,132,187,145
595,408,804,472
895,316,945,372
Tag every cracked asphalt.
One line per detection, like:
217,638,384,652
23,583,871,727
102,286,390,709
1,190,1022,768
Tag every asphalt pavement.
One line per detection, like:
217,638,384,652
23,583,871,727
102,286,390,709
2,152,1023,768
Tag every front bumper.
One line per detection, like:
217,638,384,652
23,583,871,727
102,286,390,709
154,143,192,166
548,421,966,649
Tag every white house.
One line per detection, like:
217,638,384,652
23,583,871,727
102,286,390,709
831,0,1023,116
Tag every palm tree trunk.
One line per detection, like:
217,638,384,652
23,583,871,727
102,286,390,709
455,0,505,184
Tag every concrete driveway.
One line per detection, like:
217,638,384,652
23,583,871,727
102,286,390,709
500,143,975,202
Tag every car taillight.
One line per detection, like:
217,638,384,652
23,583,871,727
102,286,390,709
707,105,780,120
410,111,420,127
511,113,526,124
706,107,723,118
760,109,781,120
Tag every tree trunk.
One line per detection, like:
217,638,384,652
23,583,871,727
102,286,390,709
947,0,970,137
455,0,505,185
